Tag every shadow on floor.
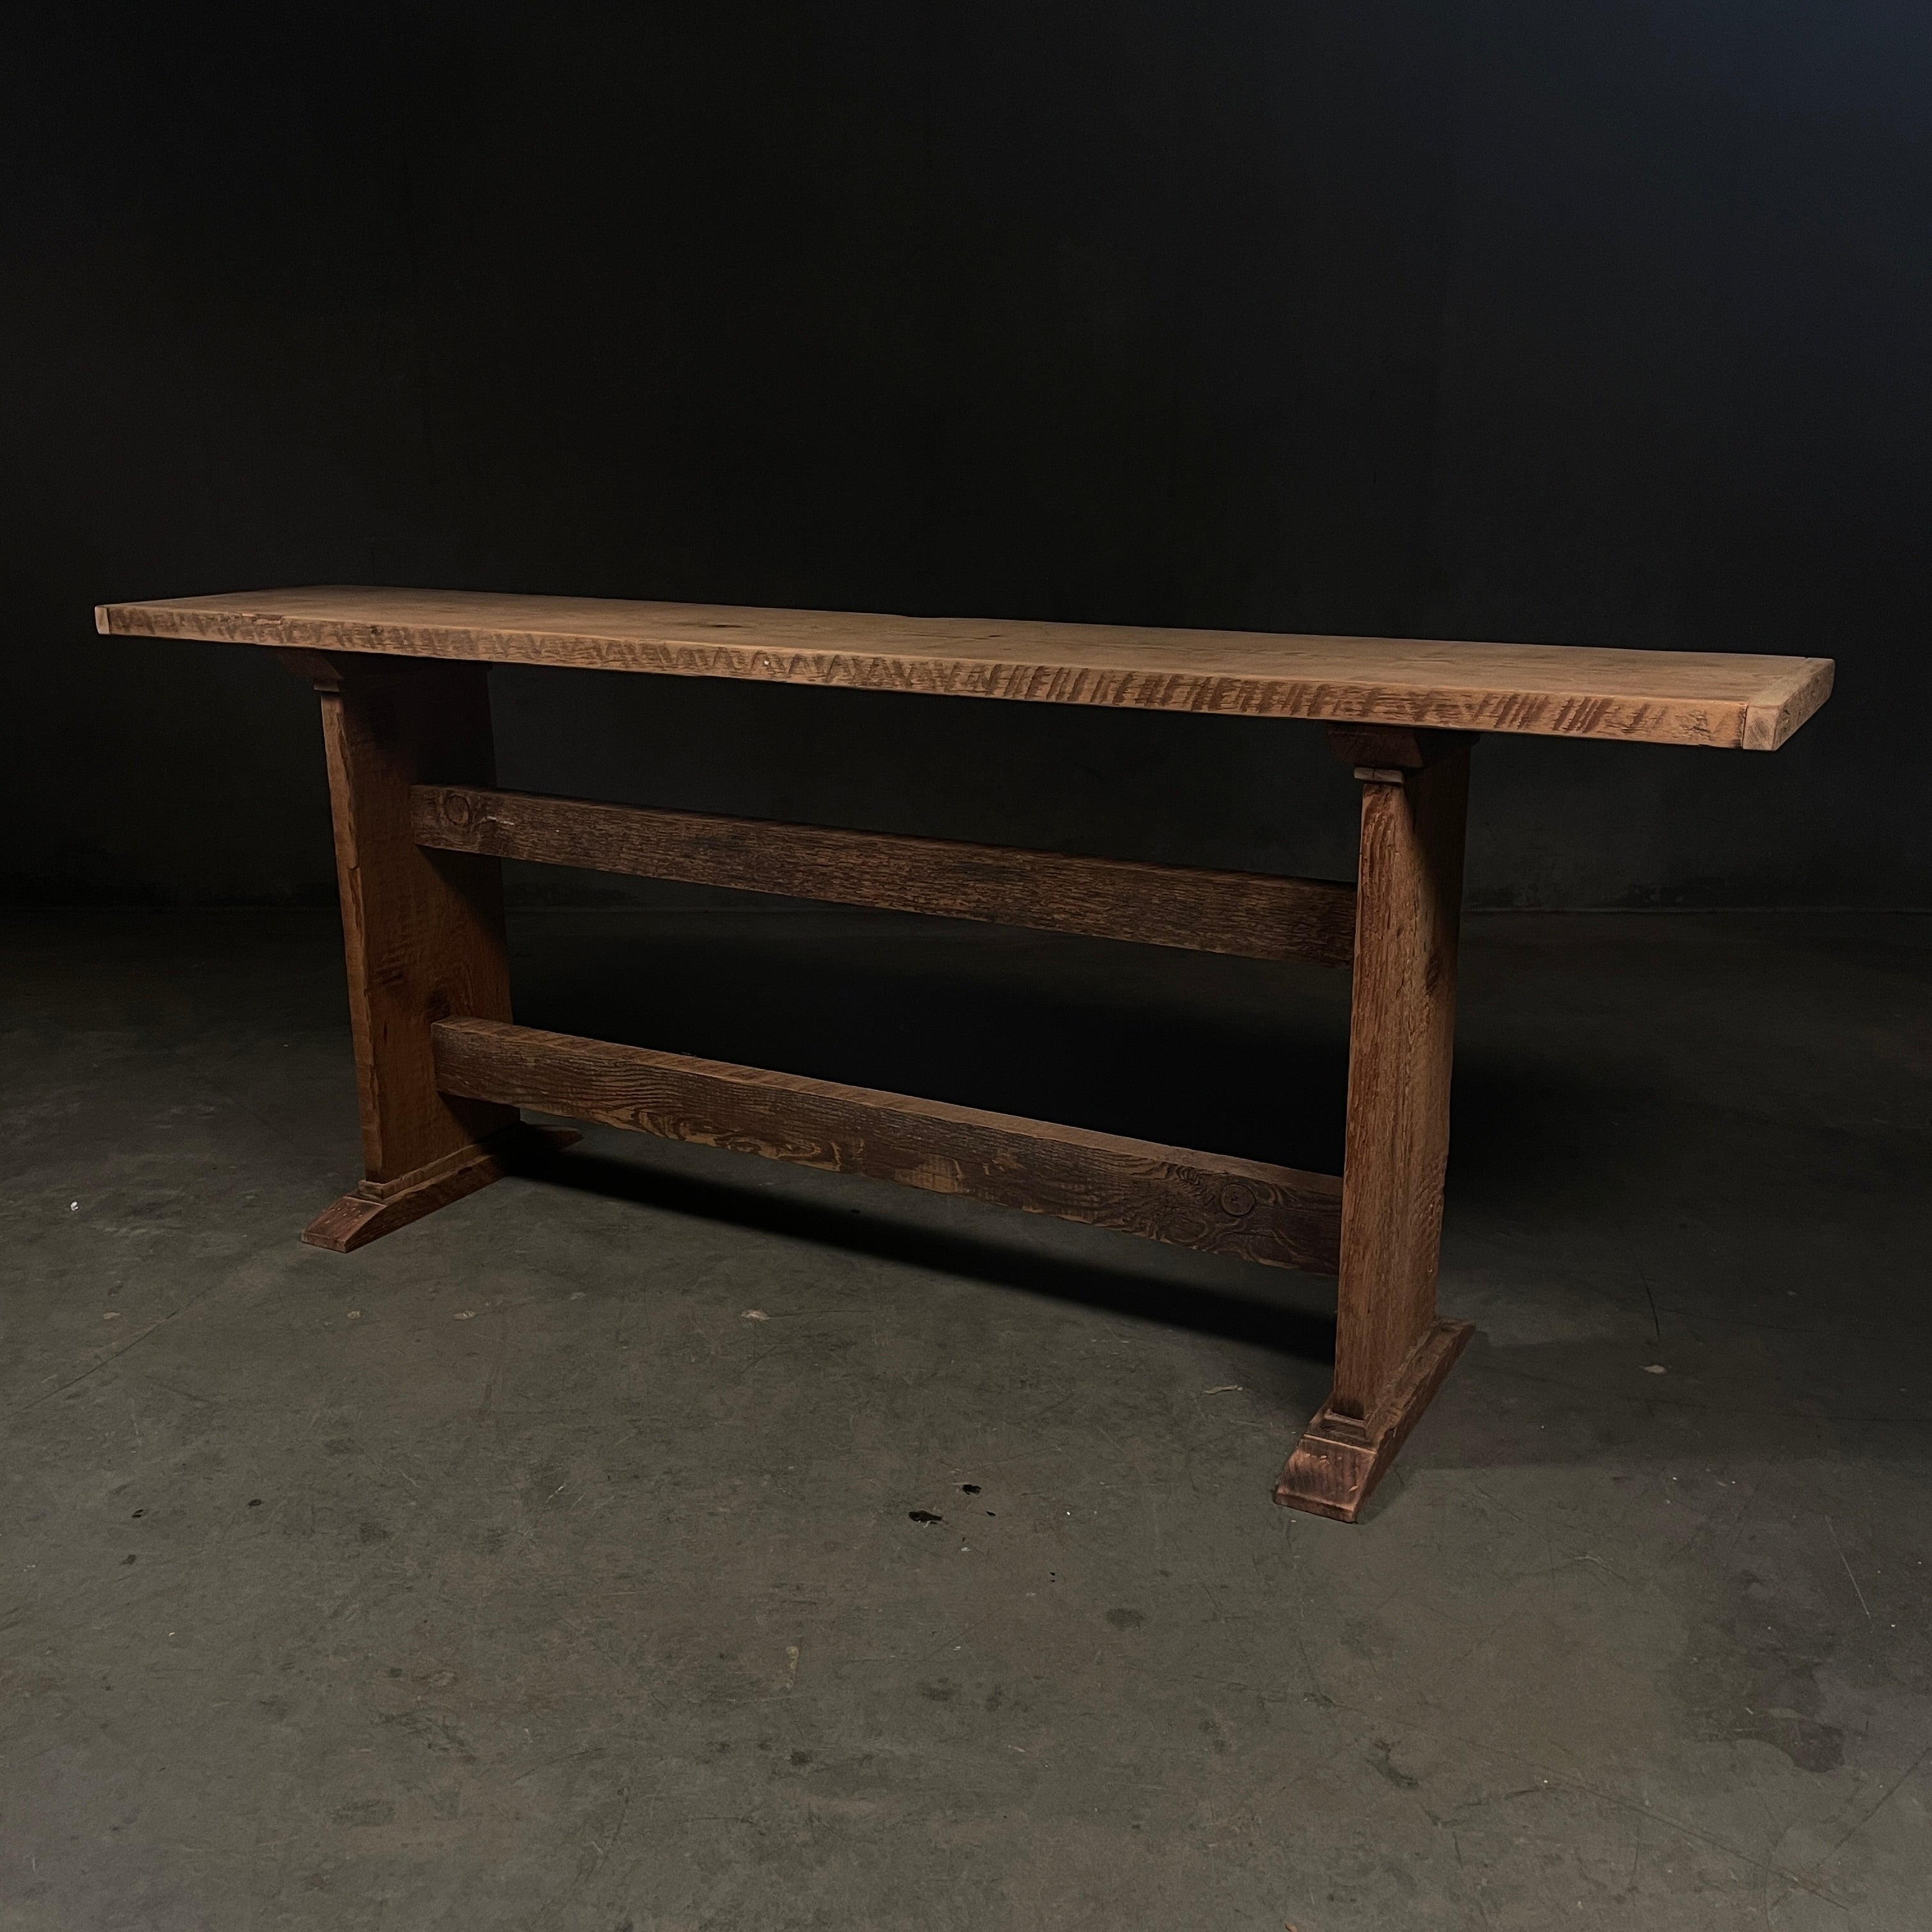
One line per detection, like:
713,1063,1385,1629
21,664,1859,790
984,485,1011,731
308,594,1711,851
496,907,1932,1482
519,1140,1343,1367
508,906,1635,1201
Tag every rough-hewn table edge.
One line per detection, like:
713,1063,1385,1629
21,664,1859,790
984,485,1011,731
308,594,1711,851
95,597,1836,750
1742,657,1836,751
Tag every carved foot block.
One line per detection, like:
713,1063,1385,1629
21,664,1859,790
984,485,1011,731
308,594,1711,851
301,1122,581,1254
1273,1317,1475,1523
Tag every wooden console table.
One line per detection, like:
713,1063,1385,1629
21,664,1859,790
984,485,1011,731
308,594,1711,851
96,587,1832,1521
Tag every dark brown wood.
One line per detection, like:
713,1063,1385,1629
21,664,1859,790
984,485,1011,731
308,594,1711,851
431,1018,1345,1275
1275,737,1473,1521
411,783,1358,969
1324,723,1475,772
1272,1319,1475,1522
301,1123,580,1253
293,652,521,1200
1330,740,1470,1414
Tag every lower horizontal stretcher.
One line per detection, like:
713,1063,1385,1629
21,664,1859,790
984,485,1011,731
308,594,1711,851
429,1016,1345,1278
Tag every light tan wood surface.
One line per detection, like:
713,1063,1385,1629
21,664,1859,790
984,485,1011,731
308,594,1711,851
99,585,1833,748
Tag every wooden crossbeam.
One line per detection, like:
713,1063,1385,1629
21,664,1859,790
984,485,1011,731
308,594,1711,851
432,1018,1344,1275
411,784,1356,969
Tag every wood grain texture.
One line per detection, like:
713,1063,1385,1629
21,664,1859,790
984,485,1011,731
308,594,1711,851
1328,742,1472,1425
299,653,519,1183
412,783,1358,969
1273,1318,1475,1522
300,1123,579,1253
99,585,1833,749
431,1018,1345,1275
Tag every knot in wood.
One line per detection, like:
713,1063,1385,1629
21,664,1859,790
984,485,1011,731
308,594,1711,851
1218,1181,1257,1218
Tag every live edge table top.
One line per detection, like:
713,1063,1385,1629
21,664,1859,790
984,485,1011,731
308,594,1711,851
96,585,1834,751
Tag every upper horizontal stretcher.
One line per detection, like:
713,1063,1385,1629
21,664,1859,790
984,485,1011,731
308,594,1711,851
96,585,1834,749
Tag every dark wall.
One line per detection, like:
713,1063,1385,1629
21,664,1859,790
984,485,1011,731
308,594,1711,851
6,3,1929,908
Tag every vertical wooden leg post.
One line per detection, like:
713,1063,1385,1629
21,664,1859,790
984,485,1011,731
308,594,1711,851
1275,726,1476,1521
284,652,576,1252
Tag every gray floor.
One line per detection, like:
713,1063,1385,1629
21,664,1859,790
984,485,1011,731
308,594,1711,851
3,907,1929,1931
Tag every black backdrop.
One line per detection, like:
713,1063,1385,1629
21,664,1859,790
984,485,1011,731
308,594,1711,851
6,3,1928,908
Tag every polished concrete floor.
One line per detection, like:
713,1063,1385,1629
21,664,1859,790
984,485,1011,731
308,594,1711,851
3,907,1929,1931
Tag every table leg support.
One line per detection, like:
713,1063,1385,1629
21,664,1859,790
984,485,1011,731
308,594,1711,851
300,1119,581,1252
1275,728,1475,1522
283,651,576,1251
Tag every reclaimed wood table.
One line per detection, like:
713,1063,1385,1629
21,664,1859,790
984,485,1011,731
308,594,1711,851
96,587,1833,1521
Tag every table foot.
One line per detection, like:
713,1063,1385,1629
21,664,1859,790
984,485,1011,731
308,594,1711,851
300,1122,581,1253
1273,1317,1474,1522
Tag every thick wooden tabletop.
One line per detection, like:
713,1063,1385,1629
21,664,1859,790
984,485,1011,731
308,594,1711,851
96,585,1832,749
